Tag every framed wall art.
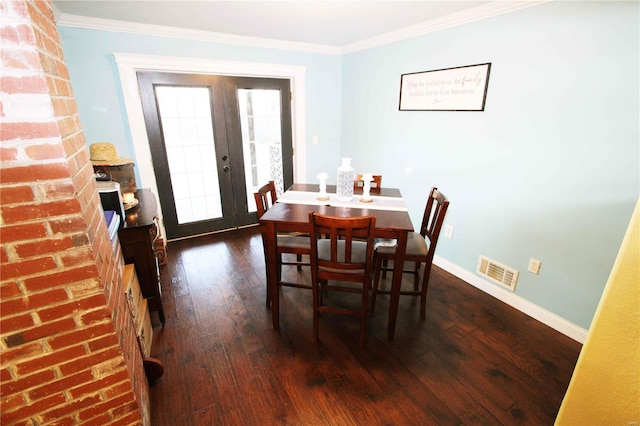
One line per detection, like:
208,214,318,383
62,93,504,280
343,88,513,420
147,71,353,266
399,63,491,111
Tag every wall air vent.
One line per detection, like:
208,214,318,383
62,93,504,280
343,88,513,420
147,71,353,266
477,255,519,291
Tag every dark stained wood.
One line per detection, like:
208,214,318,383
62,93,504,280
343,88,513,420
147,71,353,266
260,184,413,340
150,227,582,425
119,188,165,323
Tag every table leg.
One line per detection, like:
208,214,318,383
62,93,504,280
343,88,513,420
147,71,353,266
387,231,408,341
262,222,280,330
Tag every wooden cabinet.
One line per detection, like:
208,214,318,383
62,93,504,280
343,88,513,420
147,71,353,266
119,189,165,325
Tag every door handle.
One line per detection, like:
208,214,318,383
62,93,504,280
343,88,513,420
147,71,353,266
223,165,230,172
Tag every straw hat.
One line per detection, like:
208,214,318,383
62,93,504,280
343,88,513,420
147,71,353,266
90,142,133,166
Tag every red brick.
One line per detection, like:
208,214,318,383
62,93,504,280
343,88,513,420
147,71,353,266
80,308,111,326
15,236,75,258
0,121,60,141
48,322,114,350
78,392,135,422
39,181,76,200
103,377,132,400
0,47,42,73
16,344,86,376
69,369,128,399
1,198,81,223
87,333,119,353
41,393,102,423
21,317,76,342
59,247,94,268
37,293,105,322
0,185,35,204
28,369,93,400
0,162,70,184
0,221,48,243
111,398,139,419
3,0,29,20
0,256,57,281
0,393,26,413
25,143,65,160
49,216,88,234
0,24,36,46
0,367,12,382
1,393,66,425
1,341,44,363
0,146,19,161
79,413,112,426
23,264,98,292
59,346,122,376
1,281,22,298
111,410,142,426
0,75,48,94
28,287,69,309
0,296,28,317
0,313,35,334
0,369,55,397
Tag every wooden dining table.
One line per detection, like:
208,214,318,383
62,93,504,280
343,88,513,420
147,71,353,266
258,183,414,341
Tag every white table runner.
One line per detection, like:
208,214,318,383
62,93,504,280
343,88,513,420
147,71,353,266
277,190,408,212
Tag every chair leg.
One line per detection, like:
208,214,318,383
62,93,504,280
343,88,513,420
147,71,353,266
296,254,302,271
313,280,320,343
360,281,370,344
413,262,421,291
370,254,384,314
419,264,433,321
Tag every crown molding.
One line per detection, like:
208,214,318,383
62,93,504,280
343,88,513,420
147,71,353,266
56,14,342,55
342,0,552,53
56,1,551,56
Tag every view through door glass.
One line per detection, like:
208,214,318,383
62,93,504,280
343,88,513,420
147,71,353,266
137,72,293,240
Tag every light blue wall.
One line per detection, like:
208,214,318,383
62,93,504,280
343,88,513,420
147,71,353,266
58,0,639,331
341,1,639,329
57,27,343,183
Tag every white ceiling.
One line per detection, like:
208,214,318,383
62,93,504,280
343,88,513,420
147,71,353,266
53,0,528,48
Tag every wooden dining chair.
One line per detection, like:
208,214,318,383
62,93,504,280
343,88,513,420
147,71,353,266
371,187,449,320
354,174,382,192
255,181,310,307
308,212,376,344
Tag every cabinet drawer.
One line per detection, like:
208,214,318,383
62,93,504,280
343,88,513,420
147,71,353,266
137,299,153,357
123,264,143,319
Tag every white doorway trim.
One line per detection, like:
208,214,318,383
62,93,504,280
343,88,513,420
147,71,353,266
113,52,307,203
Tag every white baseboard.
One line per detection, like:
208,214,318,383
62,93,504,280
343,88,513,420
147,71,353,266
433,255,588,343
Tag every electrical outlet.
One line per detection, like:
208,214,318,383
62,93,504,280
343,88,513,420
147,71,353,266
444,225,454,239
528,258,541,274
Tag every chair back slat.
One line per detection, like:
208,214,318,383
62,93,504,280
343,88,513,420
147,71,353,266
254,181,278,218
309,213,376,281
419,187,449,260
308,211,376,343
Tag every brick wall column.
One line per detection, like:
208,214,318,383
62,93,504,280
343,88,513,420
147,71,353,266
0,0,148,424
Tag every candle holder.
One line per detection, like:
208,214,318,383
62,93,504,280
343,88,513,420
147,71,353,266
359,173,374,203
316,172,330,200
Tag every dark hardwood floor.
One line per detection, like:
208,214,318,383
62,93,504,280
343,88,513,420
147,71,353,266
149,227,581,425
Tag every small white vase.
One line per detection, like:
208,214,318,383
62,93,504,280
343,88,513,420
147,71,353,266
336,158,355,202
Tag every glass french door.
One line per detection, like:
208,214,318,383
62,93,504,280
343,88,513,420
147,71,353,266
137,72,293,240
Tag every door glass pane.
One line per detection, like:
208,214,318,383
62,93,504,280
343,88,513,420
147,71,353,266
237,89,283,212
155,86,222,224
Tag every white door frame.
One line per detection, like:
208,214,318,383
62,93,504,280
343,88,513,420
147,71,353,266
113,52,307,208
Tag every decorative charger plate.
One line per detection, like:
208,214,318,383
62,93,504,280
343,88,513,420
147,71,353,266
124,199,139,210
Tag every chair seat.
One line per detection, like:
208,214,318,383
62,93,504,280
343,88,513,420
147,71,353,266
375,231,428,257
